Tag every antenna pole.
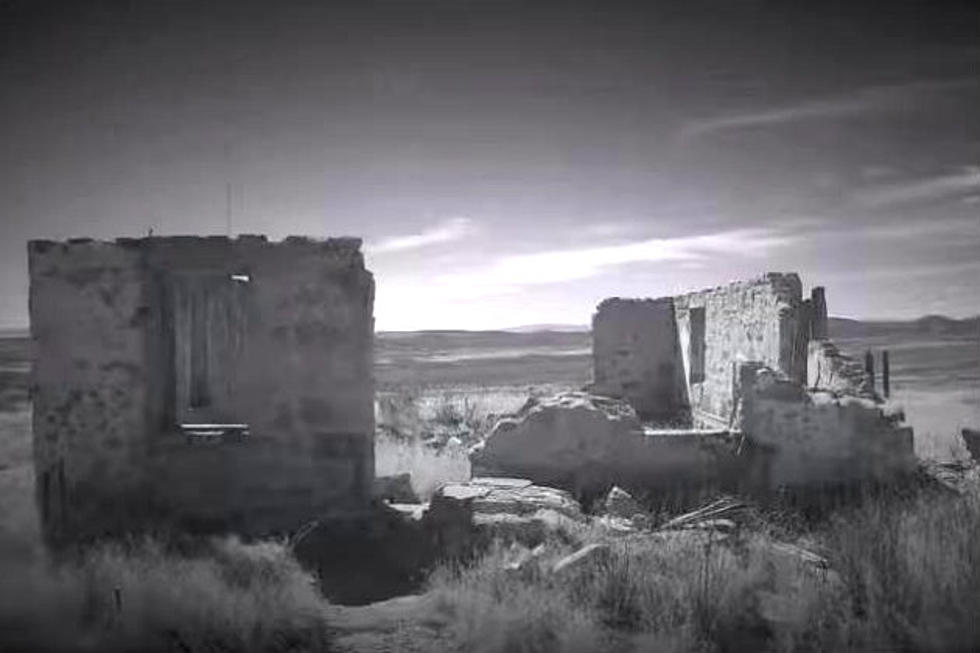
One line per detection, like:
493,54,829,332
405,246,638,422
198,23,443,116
225,180,232,237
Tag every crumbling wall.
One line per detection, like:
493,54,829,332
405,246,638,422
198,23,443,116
807,339,874,397
739,364,913,487
28,240,153,545
29,235,375,543
472,392,743,503
674,273,805,427
591,298,688,421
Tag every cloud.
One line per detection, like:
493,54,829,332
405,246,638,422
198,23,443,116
681,77,977,138
373,228,795,329
851,167,980,208
682,99,869,138
367,217,472,254
584,222,639,237
430,228,794,297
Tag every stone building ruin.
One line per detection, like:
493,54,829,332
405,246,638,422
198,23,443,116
28,235,374,545
590,273,913,491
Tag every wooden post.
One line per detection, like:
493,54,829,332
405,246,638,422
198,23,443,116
881,350,890,399
864,350,875,393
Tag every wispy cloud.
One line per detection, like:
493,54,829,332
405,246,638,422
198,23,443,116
430,228,794,297
682,99,868,138
851,167,980,208
374,227,795,329
681,77,977,138
367,217,473,254
584,222,640,237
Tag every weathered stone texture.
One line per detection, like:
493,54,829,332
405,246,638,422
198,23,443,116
592,298,688,420
807,339,874,397
29,240,153,542
674,273,805,426
29,235,375,544
472,392,740,498
740,364,914,487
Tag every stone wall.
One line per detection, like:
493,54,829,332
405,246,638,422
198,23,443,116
472,392,743,504
739,364,913,488
592,274,809,427
807,339,874,397
591,298,689,421
28,235,375,544
28,240,154,544
674,273,806,427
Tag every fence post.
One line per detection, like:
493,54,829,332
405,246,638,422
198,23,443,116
881,350,890,399
864,350,875,394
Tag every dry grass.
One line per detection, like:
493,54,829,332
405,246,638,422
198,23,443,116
428,484,980,653
375,431,471,500
428,530,847,653
823,488,980,652
0,536,332,653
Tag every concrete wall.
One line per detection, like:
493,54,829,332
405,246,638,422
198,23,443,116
592,298,689,421
29,235,375,544
674,273,806,427
739,364,913,488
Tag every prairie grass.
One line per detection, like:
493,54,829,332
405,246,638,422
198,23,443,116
428,483,980,653
823,487,980,652
0,536,332,653
374,386,551,499
375,430,471,500
429,530,849,653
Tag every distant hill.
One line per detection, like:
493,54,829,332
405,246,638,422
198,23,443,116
830,315,980,339
1,318,975,341
502,317,980,338
501,324,590,333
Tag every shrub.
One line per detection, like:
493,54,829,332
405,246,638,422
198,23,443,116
375,431,470,500
0,536,331,653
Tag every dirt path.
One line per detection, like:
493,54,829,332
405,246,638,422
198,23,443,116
325,592,456,653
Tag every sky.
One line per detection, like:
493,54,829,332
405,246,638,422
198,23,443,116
0,0,977,331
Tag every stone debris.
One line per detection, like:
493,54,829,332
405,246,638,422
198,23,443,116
593,514,637,536
502,543,548,573
472,393,642,493
424,478,587,557
600,485,643,519
472,391,736,497
918,459,980,495
963,429,980,463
